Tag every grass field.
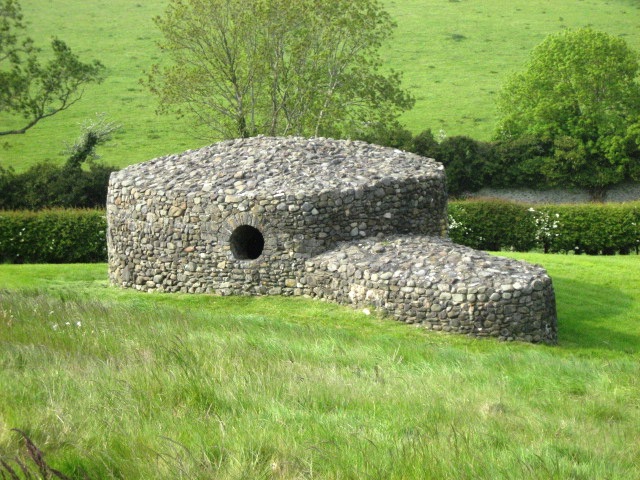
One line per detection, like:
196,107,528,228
1,0,639,171
0,254,639,478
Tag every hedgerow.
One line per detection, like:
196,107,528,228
0,209,107,263
0,202,637,264
449,200,640,254
0,162,116,210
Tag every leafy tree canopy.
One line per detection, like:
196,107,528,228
496,28,640,200
147,0,414,140
0,0,105,136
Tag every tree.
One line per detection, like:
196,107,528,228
0,0,105,136
63,113,120,168
496,28,640,200
410,129,440,158
437,136,492,198
147,0,414,140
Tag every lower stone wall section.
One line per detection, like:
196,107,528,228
301,236,557,343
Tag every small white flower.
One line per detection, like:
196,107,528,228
76,321,82,328
65,322,71,326
362,308,371,316
52,324,59,331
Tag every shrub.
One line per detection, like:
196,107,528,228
0,209,107,263
0,165,23,210
409,129,440,158
0,161,117,210
0,115,120,210
449,200,640,254
437,136,493,198
486,136,551,189
357,121,414,151
448,199,537,251
535,203,640,255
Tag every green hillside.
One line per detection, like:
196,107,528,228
1,0,639,171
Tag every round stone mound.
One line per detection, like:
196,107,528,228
106,136,557,343
107,136,448,294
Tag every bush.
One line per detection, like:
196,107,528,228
486,136,551,189
0,161,117,210
409,129,440,158
405,133,493,198
369,127,637,197
0,115,120,210
0,165,22,210
448,199,537,251
449,200,640,254
436,136,494,197
0,209,107,263
357,121,415,151
534,203,640,255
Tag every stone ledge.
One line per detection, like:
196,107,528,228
302,235,557,343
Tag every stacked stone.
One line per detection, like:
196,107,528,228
107,136,447,294
107,135,558,343
303,236,557,343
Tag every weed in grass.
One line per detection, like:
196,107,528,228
448,33,467,42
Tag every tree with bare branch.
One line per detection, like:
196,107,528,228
0,0,105,136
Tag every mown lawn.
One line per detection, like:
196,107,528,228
0,254,638,479
1,0,639,170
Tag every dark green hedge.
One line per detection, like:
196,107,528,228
1,203,638,264
449,200,640,254
0,162,117,210
0,209,107,263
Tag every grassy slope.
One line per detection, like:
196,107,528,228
1,0,639,171
386,0,640,140
0,255,639,478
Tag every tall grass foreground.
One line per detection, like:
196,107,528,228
0,254,639,479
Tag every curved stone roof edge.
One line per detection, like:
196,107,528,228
309,235,551,286
109,136,444,195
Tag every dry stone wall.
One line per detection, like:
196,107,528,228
107,136,557,343
304,236,556,343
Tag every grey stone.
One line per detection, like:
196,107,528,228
107,136,557,344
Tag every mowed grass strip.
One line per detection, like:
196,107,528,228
0,254,639,479
2,0,639,170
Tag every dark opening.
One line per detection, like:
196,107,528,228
229,225,265,260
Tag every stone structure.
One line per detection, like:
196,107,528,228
107,136,557,343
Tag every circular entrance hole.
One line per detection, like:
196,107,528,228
229,225,265,260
